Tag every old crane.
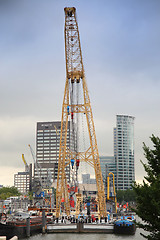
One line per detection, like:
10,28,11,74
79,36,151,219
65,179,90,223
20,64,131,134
56,7,106,218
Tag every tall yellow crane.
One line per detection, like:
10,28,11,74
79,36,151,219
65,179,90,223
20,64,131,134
56,7,106,218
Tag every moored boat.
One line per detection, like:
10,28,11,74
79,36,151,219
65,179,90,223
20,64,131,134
114,215,136,235
0,217,42,240
0,211,44,239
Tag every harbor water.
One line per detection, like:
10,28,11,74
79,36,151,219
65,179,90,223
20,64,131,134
23,227,145,240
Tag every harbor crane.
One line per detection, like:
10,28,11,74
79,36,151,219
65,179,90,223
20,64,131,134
107,172,117,213
22,154,29,172
28,144,43,188
56,7,106,218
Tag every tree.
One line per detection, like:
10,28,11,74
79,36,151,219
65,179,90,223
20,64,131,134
133,135,160,240
28,191,33,201
124,189,136,202
0,186,20,200
116,189,136,203
116,190,124,203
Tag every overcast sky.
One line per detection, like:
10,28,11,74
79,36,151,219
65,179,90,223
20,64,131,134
0,0,160,186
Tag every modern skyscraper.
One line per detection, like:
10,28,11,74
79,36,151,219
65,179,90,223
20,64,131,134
35,121,72,187
114,115,135,190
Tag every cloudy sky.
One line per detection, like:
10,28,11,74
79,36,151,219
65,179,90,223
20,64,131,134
0,0,160,186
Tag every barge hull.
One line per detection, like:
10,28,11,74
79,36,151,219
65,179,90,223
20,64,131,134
0,222,42,240
114,222,136,235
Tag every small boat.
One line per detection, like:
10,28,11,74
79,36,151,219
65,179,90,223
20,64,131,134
114,215,136,235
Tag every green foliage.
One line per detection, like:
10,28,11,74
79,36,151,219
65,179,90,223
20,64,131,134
116,190,124,203
28,191,33,200
0,186,20,200
116,189,136,203
133,135,160,240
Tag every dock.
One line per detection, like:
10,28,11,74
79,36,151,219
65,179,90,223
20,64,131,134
47,222,114,233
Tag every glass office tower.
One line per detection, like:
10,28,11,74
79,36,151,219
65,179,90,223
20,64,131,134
35,121,72,187
114,115,135,190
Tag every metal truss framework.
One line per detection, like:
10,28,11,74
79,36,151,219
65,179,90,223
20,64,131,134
56,7,106,218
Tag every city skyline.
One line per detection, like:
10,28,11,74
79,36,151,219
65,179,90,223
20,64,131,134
0,0,160,185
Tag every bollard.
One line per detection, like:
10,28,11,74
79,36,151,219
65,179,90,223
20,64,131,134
42,209,46,234
26,217,30,237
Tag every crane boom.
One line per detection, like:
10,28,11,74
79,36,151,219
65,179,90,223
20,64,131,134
65,7,84,80
56,7,106,218
28,144,43,188
22,154,29,172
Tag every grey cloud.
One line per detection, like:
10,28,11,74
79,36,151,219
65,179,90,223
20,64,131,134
0,0,160,185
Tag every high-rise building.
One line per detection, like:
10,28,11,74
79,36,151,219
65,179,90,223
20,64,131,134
35,121,72,187
100,156,116,195
14,172,30,194
14,164,32,194
114,115,135,190
100,156,116,180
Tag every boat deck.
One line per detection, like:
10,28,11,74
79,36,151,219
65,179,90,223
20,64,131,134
47,222,114,233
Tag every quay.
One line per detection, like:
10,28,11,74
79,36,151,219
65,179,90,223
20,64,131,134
0,209,136,238
47,222,114,234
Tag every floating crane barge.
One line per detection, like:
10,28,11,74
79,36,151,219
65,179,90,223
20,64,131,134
56,6,106,220
47,6,113,233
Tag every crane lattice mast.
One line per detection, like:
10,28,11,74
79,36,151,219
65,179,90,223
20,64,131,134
56,7,106,218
